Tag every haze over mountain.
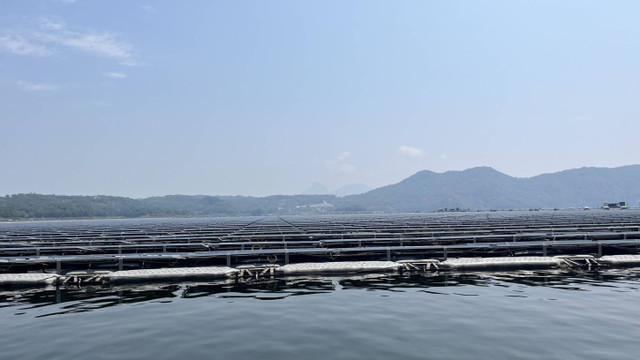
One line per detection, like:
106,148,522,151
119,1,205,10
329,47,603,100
301,183,372,197
347,165,640,211
1,165,638,219
302,183,330,195
333,183,372,197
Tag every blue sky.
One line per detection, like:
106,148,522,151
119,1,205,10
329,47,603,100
1,0,639,198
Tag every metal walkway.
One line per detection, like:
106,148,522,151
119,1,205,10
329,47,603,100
1,210,640,274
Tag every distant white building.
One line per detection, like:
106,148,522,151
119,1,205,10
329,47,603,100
309,201,334,209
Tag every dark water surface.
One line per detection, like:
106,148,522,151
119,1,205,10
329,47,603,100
1,269,639,360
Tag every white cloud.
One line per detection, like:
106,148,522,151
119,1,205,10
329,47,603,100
440,154,448,159
36,30,136,66
103,72,127,79
2,16,137,66
326,151,351,165
0,35,51,56
17,81,58,91
56,0,77,3
398,145,424,158
138,5,156,13
337,151,350,161
40,18,65,31
326,151,357,174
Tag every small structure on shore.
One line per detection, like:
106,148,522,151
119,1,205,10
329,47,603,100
603,201,627,210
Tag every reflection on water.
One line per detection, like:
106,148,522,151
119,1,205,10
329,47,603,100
2,268,639,318
2,268,640,360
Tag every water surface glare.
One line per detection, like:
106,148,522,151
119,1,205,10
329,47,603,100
1,269,639,360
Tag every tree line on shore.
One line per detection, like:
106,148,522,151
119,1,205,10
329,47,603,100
3,165,638,220
0,193,341,220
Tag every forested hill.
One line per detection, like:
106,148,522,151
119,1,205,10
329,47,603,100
0,194,184,219
2,165,639,220
0,193,338,219
345,165,640,211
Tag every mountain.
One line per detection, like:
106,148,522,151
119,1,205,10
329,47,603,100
142,194,337,216
333,183,372,197
301,183,329,195
301,182,371,197
343,165,640,211
0,194,185,219
2,165,639,220
1,193,338,219
526,165,640,208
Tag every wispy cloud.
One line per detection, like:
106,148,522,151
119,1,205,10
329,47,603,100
36,30,136,66
337,151,350,161
17,81,59,91
0,17,137,66
326,151,356,174
56,0,78,3
40,18,65,31
397,145,424,158
103,72,127,79
138,5,156,13
0,35,51,56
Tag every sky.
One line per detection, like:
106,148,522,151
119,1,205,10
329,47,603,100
1,0,639,198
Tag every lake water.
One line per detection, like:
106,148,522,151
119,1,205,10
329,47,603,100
1,269,639,360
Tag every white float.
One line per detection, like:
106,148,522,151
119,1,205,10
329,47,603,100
442,256,563,269
105,266,239,283
278,261,402,275
598,254,640,265
0,273,59,285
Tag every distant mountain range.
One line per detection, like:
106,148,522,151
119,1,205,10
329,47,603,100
301,182,372,197
343,165,640,211
1,165,639,219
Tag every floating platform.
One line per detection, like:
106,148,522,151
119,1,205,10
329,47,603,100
2,211,640,285
278,261,401,275
105,266,238,283
599,254,640,265
0,273,59,286
441,256,563,270
1,253,640,286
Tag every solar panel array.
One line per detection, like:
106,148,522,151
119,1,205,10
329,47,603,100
1,210,640,273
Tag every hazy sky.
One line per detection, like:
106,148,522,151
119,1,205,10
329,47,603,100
2,0,639,198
